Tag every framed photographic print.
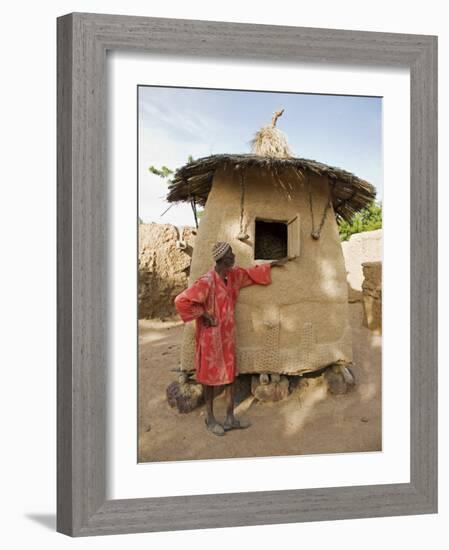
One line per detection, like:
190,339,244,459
57,12,437,536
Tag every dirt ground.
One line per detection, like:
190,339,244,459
138,303,381,462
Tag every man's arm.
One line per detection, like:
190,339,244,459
174,277,211,323
235,257,296,289
234,264,272,289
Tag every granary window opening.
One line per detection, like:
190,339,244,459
254,215,301,261
254,219,288,260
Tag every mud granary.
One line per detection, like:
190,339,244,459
167,117,375,377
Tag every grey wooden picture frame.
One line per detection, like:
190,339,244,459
57,12,438,537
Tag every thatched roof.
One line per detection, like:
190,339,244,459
167,154,376,223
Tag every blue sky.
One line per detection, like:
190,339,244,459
138,86,382,226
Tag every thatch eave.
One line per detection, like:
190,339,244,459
166,154,376,223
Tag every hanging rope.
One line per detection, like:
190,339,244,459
238,170,249,240
190,197,199,229
308,179,332,240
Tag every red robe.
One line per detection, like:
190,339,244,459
174,264,272,385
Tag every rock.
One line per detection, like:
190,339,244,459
340,365,355,385
251,375,290,402
324,364,355,395
166,380,204,413
325,369,347,395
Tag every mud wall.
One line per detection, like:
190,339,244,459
362,261,382,331
341,229,382,302
138,223,195,319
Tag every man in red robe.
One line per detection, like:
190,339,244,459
175,241,288,436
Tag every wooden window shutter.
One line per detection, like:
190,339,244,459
287,214,300,258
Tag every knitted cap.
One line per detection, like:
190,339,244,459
212,241,231,262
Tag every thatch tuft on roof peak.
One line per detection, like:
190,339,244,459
250,109,292,159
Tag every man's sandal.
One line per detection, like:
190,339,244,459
223,418,251,432
205,419,225,436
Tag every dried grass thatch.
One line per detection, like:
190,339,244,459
167,154,376,223
251,125,292,159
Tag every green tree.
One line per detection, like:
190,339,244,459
148,156,204,224
148,155,193,181
338,200,382,241
148,165,173,179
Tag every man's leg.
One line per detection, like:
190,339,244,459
224,383,235,425
204,385,216,424
204,385,225,436
223,382,250,431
